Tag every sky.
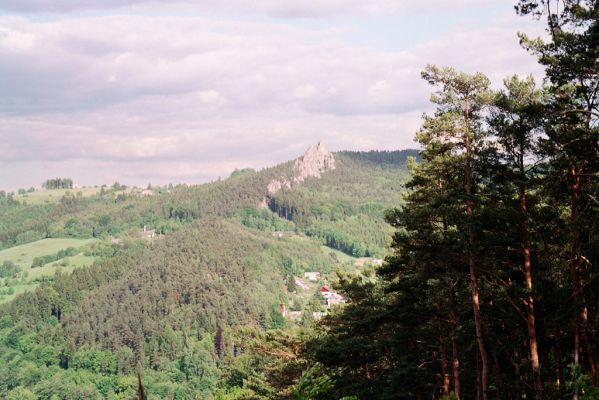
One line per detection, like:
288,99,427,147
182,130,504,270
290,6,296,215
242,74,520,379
0,0,547,190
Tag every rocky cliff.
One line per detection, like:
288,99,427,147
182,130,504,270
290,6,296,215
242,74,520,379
266,142,336,196
292,142,335,184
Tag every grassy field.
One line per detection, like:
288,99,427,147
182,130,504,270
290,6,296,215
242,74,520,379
15,187,102,205
0,283,40,304
0,238,98,268
319,245,357,264
0,238,98,303
28,253,96,279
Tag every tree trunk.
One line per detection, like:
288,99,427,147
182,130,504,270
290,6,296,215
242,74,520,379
449,288,462,399
512,349,522,397
464,104,489,400
476,354,482,400
437,301,451,397
570,167,581,400
569,170,581,353
520,176,543,400
582,311,598,382
556,346,563,397
492,346,501,399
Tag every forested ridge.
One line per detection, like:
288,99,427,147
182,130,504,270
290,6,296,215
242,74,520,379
0,0,597,399
0,150,412,399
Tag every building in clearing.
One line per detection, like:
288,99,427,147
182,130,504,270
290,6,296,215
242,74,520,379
141,225,156,238
320,286,346,307
304,271,321,281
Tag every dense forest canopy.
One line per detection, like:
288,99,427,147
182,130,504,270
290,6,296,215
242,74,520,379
0,1,597,399
0,150,413,399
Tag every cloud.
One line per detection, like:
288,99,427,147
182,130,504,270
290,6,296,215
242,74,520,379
0,9,545,189
0,0,505,17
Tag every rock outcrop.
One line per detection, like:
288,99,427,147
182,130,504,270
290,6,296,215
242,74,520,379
292,142,335,185
267,178,291,195
266,142,336,196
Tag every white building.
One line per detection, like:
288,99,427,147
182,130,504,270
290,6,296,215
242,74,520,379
304,271,321,281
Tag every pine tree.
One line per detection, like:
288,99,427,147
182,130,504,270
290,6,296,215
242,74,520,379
488,75,546,399
419,65,493,399
518,0,599,383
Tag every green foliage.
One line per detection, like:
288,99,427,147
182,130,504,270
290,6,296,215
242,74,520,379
0,261,20,278
72,346,118,374
42,178,73,190
292,364,333,400
267,151,411,257
32,247,78,268
6,386,37,400
234,207,295,232
229,168,256,179
294,17,599,397
0,141,420,398
566,364,599,400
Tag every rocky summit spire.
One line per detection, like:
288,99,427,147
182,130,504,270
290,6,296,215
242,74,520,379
266,142,336,195
292,142,335,184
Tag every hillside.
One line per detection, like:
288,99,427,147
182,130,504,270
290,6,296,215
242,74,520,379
0,147,416,399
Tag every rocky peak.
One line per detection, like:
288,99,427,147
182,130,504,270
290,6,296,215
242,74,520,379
292,142,335,184
266,142,336,196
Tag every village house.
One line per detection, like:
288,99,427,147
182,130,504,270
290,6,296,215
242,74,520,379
141,225,156,238
320,286,345,307
325,292,345,307
320,286,346,308
304,271,321,281
140,189,154,197
294,277,309,290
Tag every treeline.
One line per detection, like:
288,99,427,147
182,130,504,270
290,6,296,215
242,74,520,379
31,247,78,268
339,149,420,165
0,161,293,249
293,3,599,399
42,178,73,190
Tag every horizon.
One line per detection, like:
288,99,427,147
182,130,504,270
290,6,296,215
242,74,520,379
0,0,545,190
2,145,421,191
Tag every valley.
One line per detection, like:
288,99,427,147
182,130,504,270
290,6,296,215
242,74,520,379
0,147,415,399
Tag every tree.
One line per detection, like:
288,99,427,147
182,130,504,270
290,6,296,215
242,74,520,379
0,261,20,278
420,65,493,400
42,178,73,189
488,75,546,399
518,0,599,384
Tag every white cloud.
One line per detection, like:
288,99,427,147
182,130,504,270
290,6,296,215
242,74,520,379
0,8,546,189
0,0,503,16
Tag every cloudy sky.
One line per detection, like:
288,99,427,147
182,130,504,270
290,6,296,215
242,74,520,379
0,0,546,190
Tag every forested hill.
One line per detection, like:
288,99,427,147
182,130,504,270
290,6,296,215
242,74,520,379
0,147,416,399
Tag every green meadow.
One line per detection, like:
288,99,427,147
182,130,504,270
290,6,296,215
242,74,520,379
15,187,102,205
0,238,97,268
0,238,98,303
